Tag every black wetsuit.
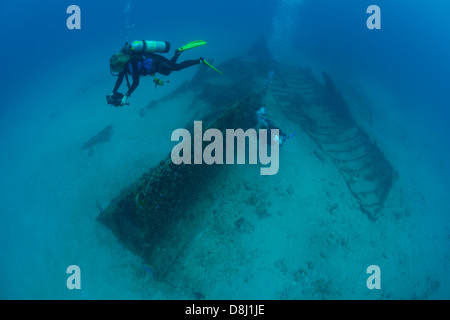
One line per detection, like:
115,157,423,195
113,51,201,97
255,111,288,137
264,118,288,137
254,108,289,146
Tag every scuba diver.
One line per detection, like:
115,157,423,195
255,105,296,146
107,40,222,107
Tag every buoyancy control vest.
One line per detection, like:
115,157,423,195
127,58,154,77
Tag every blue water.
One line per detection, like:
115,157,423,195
0,0,449,299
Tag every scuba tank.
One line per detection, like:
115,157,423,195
129,40,170,54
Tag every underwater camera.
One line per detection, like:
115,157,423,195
106,92,129,107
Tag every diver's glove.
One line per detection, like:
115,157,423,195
121,93,129,106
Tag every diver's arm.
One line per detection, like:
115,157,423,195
126,74,139,96
112,72,125,93
125,60,140,97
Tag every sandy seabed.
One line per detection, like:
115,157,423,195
0,51,448,300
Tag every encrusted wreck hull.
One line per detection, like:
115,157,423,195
98,94,261,278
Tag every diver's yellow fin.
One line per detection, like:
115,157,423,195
178,40,207,52
202,59,224,75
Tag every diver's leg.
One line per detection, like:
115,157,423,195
156,59,201,75
157,52,201,70
170,50,182,63
151,54,175,75
172,59,201,71
152,52,201,75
